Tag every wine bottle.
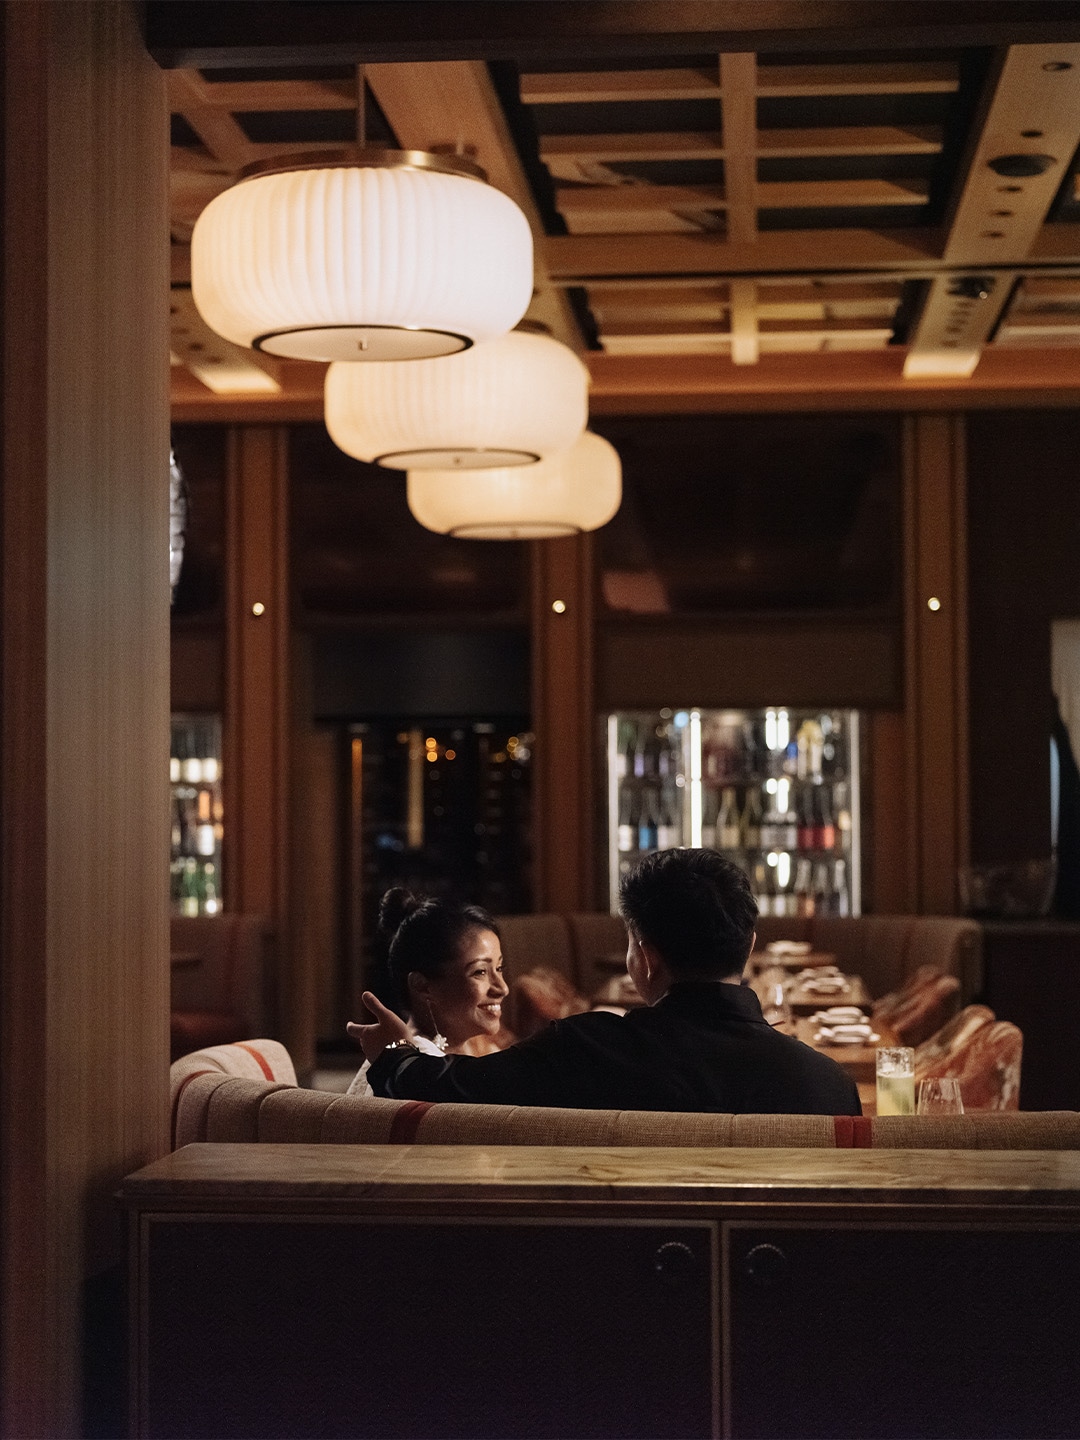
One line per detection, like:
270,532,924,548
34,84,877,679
638,788,658,852
202,862,220,916
632,727,646,780
195,788,216,857
741,787,762,850
179,857,200,917
834,859,850,917
794,857,814,917
718,787,741,850
656,787,678,850
817,786,836,851
617,788,635,853
812,860,833,916
700,787,718,849
797,786,815,850
180,726,202,785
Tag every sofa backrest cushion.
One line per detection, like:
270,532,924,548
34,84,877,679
175,1079,1079,1151
170,914,273,1035
497,914,575,985
566,913,628,993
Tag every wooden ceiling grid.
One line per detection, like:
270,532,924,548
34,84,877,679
165,22,1080,417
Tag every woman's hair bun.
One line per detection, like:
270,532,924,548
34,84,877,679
378,887,422,939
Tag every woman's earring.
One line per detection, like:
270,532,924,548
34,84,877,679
427,1003,448,1053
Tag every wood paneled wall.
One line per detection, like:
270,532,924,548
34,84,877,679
531,535,597,912
1,4,170,1435
902,415,970,913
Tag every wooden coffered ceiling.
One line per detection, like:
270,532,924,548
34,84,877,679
158,2,1080,419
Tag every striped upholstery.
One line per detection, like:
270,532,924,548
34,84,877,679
172,1073,1076,1150
170,1039,297,1148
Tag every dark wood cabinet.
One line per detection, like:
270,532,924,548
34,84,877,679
122,1144,1080,1440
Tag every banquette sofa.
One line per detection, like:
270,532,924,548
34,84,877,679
170,1042,1076,1153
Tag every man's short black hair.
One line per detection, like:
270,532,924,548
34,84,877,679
619,849,758,979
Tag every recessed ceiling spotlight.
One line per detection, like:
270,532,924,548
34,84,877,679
987,153,1057,177
947,276,995,301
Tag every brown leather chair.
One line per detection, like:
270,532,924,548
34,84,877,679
170,914,274,1061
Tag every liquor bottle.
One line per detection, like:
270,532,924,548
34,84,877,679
781,794,799,850
180,727,202,785
774,856,795,917
794,857,814,917
202,862,220,916
834,859,850,917
812,860,833,916
656,787,678,850
752,857,770,915
796,786,815,850
617,788,636,854
759,793,779,850
195,788,216,857
718,787,741,850
741,787,763,850
638,788,658,852
698,787,715,848
816,786,836,851
179,857,200,917
632,727,647,779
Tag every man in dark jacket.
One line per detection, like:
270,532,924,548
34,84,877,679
350,849,860,1115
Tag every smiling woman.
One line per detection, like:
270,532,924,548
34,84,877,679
346,888,511,1095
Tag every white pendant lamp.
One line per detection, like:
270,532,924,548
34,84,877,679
324,327,590,469
408,431,621,539
190,149,534,363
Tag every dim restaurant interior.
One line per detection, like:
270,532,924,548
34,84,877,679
7,3,1080,1437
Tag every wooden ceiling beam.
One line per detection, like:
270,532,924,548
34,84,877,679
544,228,943,279
905,42,1080,377
177,78,356,111
523,60,959,104
167,69,255,169
541,125,941,169
555,177,929,217
365,61,584,350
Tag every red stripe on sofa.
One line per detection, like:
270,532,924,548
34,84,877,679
833,1116,853,1148
853,1116,873,1147
388,1101,434,1144
235,1042,274,1081
171,1069,215,1149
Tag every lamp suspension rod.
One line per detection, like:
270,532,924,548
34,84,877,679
356,64,366,149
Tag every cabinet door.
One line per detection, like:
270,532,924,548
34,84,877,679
727,1223,1080,1439
141,1216,716,1439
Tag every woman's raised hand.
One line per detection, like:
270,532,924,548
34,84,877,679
346,991,411,1063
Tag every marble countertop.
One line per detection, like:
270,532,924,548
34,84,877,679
118,1143,1080,1209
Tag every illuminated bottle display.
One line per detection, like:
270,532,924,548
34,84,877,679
607,708,861,915
170,713,224,916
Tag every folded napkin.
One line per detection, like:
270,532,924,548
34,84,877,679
795,965,840,981
814,1021,881,1046
766,941,812,955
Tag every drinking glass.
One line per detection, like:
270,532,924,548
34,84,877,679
760,968,793,1029
917,1077,964,1114
876,1046,915,1116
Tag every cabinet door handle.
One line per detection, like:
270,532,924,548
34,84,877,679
742,1243,790,1286
653,1240,698,1285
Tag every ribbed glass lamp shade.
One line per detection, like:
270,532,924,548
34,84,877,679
324,330,590,469
190,158,534,362
408,431,621,539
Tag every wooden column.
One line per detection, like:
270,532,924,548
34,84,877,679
0,3,169,1434
225,427,312,1070
902,415,970,913
531,535,596,913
